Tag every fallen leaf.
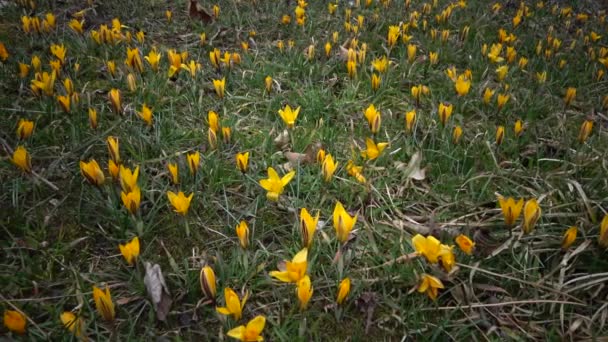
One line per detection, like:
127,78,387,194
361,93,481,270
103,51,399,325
274,129,289,150
144,262,173,321
394,151,425,180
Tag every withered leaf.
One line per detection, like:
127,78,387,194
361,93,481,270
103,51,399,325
144,262,173,321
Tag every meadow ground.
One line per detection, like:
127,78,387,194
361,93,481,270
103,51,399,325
1,0,608,340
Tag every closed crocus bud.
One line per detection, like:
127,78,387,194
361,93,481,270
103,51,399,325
336,277,351,304
405,110,416,133
236,221,249,248
106,136,120,163
321,154,338,182
300,208,319,249
438,102,453,126
108,160,120,180
522,199,541,234
92,286,115,321
564,87,576,107
599,214,608,248
561,226,577,250
495,125,505,145
88,108,98,129
221,127,231,144
296,275,313,310
167,163,179,184
364,104,381,134
200,266,217,301
60,311,84,338
578,120,593,143
514,119,524,137
80,159,105,186
12,146,32,173
213,77,226,99
236,152,249,173
455,234,475,255
265,76,273,93
127,73,137,92
108,88,122,114
452,125,463,144
16,119,34,139
187,151,200,175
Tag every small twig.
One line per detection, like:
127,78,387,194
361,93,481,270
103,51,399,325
360,252,419,272
422,299,585,311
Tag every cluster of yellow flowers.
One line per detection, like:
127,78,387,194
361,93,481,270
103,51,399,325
3,0,608,339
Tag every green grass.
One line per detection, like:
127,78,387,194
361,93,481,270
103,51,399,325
2,0,608,340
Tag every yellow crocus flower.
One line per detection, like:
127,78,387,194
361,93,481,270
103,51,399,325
418,274,444,300
108,88,122,114
92,286,115,321
68,19,84,34
454,74,471,96
371,56,388,73
578,120,593,143
235,221,249,248
522,199,541,234
137,104,153,126
167,191,193,216
564,87,576,107
106,136,120,163
514,119,524,137
321,154,338,182
364,104,381,134
3,310,26,334
405,110,416,133
278,104,301,129
213,77,226,99
79,159,104,186
495,125,505,145
599,214,608,248
121,186,141,215
16,119,34,140
438,102,453,126
119,236,140,265
144,50,161,71
200,266,217,299
561,226,577,250
296,275,313,310
270,248,308,283
60,311,83,337
452,125,463,144
455,234,475,255
187,151,200,176
216,287,249,321
119,165,139,192
167,163,179,184
497,196,523,226
300,208,319,248
336,277,351,304
361,137,388,160
236,152,249,173
259,167,295,201
333,201,357,243
227,315,266,342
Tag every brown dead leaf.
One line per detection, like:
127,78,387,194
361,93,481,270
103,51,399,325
188,0,213,23
144,262,172,321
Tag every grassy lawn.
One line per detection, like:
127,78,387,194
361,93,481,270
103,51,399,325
1,0,608,340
